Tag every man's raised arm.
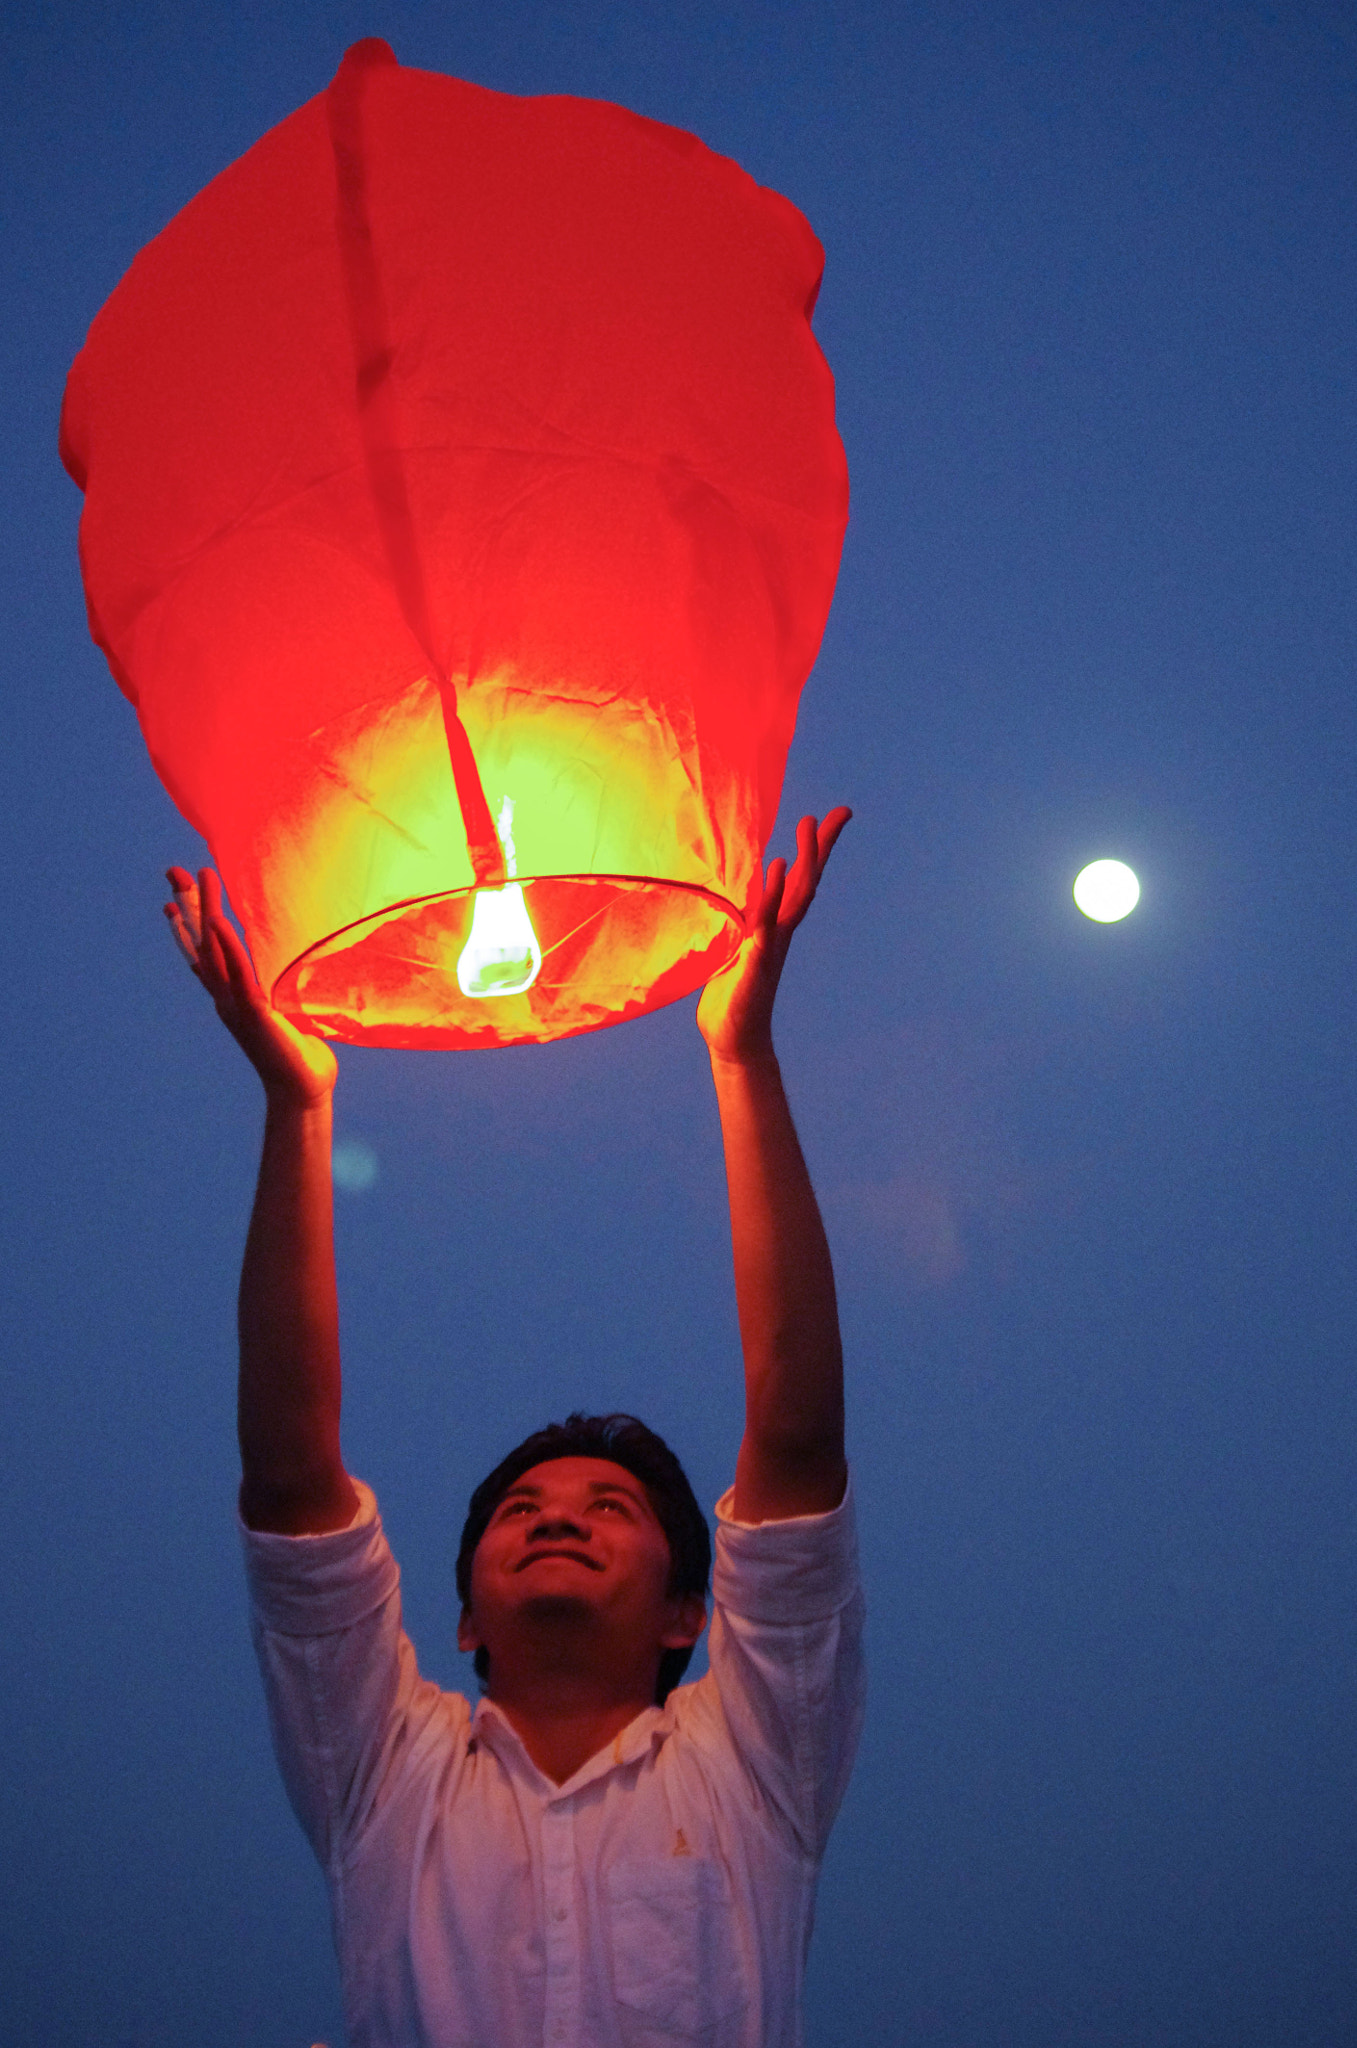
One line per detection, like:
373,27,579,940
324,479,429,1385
165,868,359,1535
697,810,851,1525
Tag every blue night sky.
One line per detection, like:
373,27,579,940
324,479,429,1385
4,4,1355,2043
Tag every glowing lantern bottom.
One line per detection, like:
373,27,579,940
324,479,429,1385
276,877,741,1049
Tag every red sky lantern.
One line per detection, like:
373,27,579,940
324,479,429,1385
61,39,847,1048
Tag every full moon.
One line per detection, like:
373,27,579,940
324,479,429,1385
1073,859,1140,922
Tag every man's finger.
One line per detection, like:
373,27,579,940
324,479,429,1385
218,917,263,1007
167,867,202,948
758,856,789,931
198,918,233,991
196,868,262,997
164,902,203,976
814,806,853,869
773,808,853,932
777,816,824,927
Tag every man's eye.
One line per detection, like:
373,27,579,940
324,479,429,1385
499,1500,534,1518
593,1496,629,1515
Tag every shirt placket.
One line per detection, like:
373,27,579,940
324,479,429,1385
541,1793,581,2048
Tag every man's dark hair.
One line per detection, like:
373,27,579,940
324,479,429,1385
456,1413,711,1705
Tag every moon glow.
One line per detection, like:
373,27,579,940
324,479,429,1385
1073,859,1140,922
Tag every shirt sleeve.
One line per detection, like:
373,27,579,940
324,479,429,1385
700,1475,866,1864
240,1481,459,1870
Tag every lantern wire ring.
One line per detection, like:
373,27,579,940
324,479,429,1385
270,872,747,1017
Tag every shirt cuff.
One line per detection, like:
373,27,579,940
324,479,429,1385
712,1471,859,1625
240,1479,401,1636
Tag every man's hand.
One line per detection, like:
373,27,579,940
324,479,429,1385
697,808,851,1065
165,867,336,1103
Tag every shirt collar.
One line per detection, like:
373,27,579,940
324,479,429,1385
470,1694,672,1799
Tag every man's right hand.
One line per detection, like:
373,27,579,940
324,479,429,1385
165,867,337,1104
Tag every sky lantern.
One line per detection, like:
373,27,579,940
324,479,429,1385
60,39,848,1049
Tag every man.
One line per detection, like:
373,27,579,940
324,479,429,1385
166,807,863,2048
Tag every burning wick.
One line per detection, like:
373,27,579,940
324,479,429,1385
456,796,543,998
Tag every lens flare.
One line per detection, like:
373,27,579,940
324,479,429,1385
332,1138,379,1192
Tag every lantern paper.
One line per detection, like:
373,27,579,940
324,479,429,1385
61,39,848,1048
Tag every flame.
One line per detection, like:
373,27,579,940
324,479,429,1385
456,796,543,998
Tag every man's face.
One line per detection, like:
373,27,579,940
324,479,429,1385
457,1455,704,1675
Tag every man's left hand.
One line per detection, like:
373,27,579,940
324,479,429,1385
697,807,851,1066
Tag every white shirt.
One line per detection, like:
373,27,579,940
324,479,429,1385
243,1477,865,2048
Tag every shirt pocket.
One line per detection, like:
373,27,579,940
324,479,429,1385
605,1857,750,2045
